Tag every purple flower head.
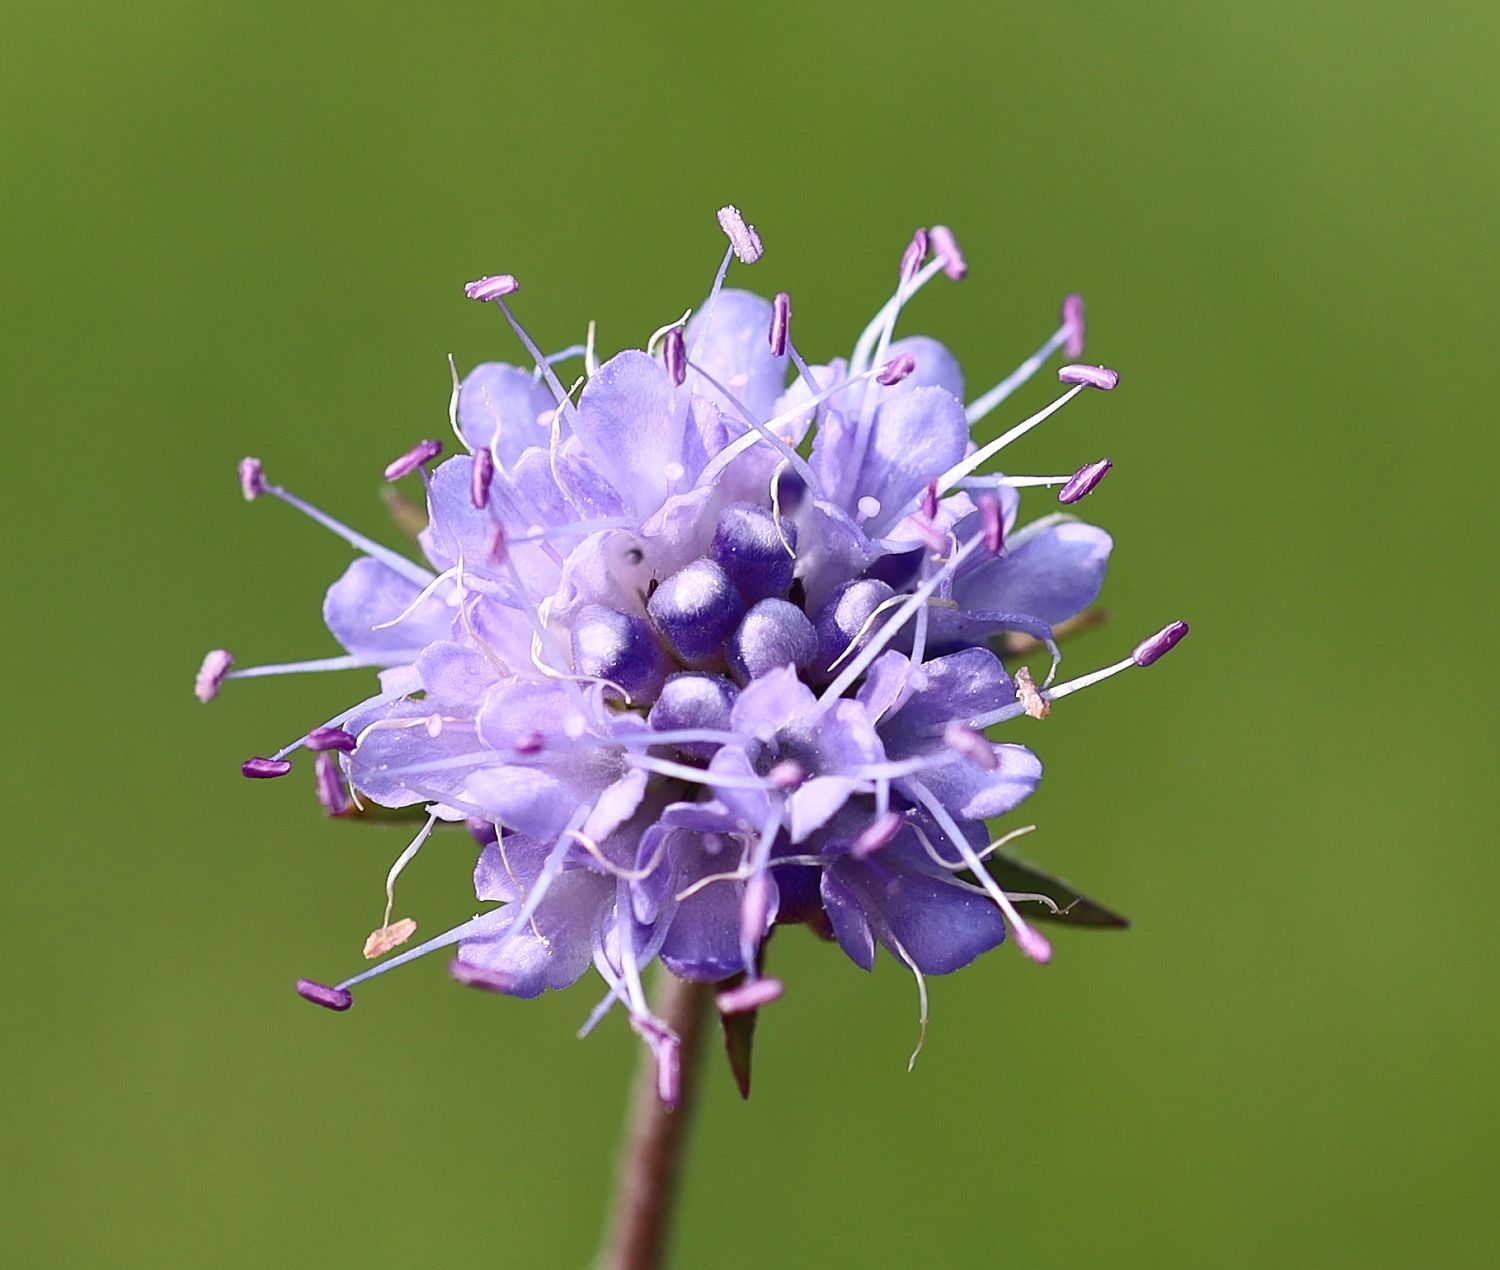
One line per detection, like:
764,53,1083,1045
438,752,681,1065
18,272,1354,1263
200,208,1186,1099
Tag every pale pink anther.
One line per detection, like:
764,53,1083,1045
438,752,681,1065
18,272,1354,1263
717,977,784,1015
930,225,967,280
900,228,929,283
716,205,763,264
383,439,443,481
851,811,904,860
877,352,916,386
1014,923,1054,965
238,457,264,501
450,959,518,993
463,274,519,302
1058,364,1118,392
944,721,998,769
768,759,805,790
1061,293,1086,359
195,649,233,703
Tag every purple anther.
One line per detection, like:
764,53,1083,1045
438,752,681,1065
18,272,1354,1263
1132,620,1190,668
449,959,519,993
900,228,929,283
304,726,357,753
486,520,507,565
295,979,353,1011
768,759,805,791
663,325,687,387
238,457,264,501
241,756,293,779
905,515,948,554
769,291,790,357
513,730,545,755
920,478,939,521
1058,458,1112,505
314,752,349,816
1061,293,1086,359
930,225,967,280
717,977,784,1015
464,274,520,302
1058,363,1118,391
716,205,763,264
944,721,998,770
978,494,1004,554
471,445,494,509
851,811,903,860
195,648,233,703
383,439,443,481
877,352,916,386
467,817,498,847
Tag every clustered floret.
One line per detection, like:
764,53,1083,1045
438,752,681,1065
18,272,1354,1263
198,209,1186,1103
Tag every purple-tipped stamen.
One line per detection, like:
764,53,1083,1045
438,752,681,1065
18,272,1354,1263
877,352,916,386
1058,458,1112,505
305,726,357,753
851,811,903,860
1061,293,1086,359
464,274,520,302
195,649,234,703
769,291,790,357
471,445,494,509
663,325,687,387
930,225,967,280
716,205,763,264
242,756,293,779
717,977,784,1015
486,520,507,565
296,979,353,1011
238,457,264,501
920,478,939,521
900,228,929,284
1058,364,1119,391
383,439,443,481
1132,620,1190,667
314,752,349,816
978,494,1004,554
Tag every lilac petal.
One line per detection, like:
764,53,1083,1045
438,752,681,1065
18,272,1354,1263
659,837,753,982
582,769,650,842
729,664,817,743
855,650,914,721
884,335,965,403
829,852,1007,974
572,351,688,518
954,521,1112,627
880,646,1014,755
457,362,556,468
463,765,577,841
819,869,877,971
417,640,499,711
685,289,787,423
902,743,1042,820
473,833,557,902
788,776,862,843
848,387,970,536
457,869,612,998
323,557,452,664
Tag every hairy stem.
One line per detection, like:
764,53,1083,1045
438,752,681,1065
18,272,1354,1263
598,972,713,1270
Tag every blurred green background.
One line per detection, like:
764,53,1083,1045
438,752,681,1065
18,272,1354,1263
3,1,1495,1265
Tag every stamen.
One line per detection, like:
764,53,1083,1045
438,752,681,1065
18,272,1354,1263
383,439,443,481
768,760,805,791
1014,666,1050,719
314,753,349,815
225,655,378,686
238,457,264,501
920,479,939,521
849,256,945,378
464,274,520,301
195,649,233,702
978,494,1004,553
1061,293,1086,359
1132,619,1190,666
471,446,494,508
850,810,903,860
930,225,967,280
963,314,1075,427
260,480,435,589
241,756,292,779
1057,458,1112,504
1058,364,1119,391
450,960,517,993
716,205,764,263
770,292,790,357
686,360,822,495
944,721,997,769
295,979,353,1011
363,917,417,959
305,727,357,752
878,352,916,386
663,325,687,387
718,977,784,1015
938,384,1088,495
